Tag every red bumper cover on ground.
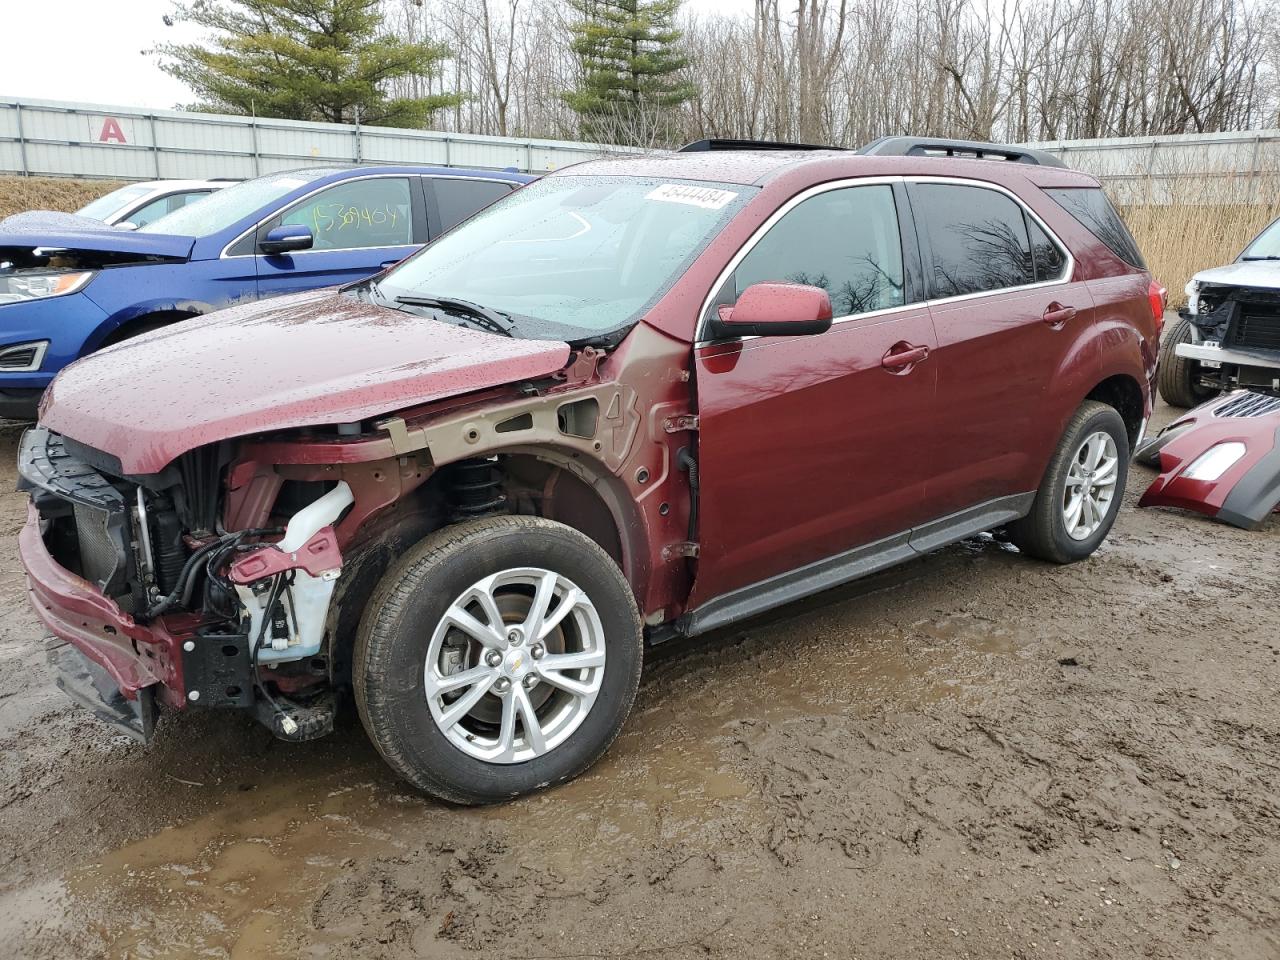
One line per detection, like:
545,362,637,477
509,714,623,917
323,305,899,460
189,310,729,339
1137,391,1280,529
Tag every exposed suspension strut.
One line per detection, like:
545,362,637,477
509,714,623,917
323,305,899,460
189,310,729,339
448,458,506,518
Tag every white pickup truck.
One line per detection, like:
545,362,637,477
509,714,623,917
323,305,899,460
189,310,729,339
1160,217,1280,406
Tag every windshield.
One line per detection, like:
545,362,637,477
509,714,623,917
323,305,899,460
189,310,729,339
375,175,753,342
77,184,153,221
1242,218,1280,259
139,169,332,237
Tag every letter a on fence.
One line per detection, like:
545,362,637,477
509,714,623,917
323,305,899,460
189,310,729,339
98,117,128,144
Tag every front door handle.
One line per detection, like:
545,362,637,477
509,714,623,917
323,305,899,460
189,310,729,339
881,341,930,372
1042,303,1077,328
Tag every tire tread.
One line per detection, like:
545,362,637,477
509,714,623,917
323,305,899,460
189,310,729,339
1157,316,1214,408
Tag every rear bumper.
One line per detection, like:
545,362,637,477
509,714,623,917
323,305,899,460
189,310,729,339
20,503,186,710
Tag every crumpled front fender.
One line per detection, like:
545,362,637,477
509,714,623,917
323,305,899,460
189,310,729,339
1136,391,1280,529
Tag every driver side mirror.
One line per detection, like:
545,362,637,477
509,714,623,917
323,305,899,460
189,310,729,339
260,224,314,255
714,282,833,338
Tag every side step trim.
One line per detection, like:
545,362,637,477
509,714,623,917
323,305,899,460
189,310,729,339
907,493,1034,553
669,492,1034,642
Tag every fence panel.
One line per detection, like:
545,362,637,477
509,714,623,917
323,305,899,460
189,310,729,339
1031,131,1280,204
4,96,1279,204
0,96,638,181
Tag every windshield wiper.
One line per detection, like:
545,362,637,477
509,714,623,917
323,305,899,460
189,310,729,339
391,294,515,337
1242,255,1280,261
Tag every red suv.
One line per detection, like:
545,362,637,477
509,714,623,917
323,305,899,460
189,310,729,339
19,137,1161,803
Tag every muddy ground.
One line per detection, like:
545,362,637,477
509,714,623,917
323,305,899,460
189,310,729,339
0,400,1277,960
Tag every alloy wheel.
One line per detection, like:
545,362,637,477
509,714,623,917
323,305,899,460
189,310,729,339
423,567,606,764
1062,430,1120,541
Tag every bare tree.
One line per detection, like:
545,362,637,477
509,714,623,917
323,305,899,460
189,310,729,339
376,0,1280,147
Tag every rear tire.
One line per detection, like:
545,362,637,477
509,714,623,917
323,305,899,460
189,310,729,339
353,516,642,805
1157,317,1217,408
1007,401,1129,564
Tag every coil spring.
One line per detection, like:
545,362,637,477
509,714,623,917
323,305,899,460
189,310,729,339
450,459,505,517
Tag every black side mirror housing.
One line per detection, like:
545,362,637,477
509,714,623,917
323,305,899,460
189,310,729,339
260,225,314,255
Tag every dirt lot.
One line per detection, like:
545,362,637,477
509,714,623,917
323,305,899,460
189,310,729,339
0,399,1277,960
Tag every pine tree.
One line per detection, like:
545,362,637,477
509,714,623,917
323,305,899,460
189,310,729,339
155,0,462,128
563,0,696,144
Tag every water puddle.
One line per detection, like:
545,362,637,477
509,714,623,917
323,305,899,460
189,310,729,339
62,773,422,958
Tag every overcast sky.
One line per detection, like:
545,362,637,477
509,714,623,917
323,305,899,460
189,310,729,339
0,0,755,111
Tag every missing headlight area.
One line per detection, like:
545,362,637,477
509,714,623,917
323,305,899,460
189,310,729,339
1191,285,1280,347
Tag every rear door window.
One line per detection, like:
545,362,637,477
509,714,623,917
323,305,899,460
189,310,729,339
911,183,1035,298
719,184,906,318
1045,187,1145,268
431,178,514,234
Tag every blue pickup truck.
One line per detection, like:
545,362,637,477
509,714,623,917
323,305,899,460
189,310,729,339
0,164,534,418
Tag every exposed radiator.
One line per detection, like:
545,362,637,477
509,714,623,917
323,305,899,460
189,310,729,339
1232,310,1280,351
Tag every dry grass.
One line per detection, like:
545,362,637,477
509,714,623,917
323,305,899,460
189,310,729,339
1123,201,1280,305
0,176,126,221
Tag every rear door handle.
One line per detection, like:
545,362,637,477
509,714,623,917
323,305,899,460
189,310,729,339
881,341,930,372
1042,303,1077,328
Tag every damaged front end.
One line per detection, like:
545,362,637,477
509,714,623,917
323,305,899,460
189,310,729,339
18,427,356,741
1179,281,1280,395
1136,391,1280,529
0,228,191,292
18,324,692,743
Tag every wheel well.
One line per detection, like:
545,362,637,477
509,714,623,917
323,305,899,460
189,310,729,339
324,454,628,687
496,454,625,568
99,310,197,348
325,453,630,686
1086,375,1144,447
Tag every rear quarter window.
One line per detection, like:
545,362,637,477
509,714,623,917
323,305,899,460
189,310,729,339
1045,187,1146,269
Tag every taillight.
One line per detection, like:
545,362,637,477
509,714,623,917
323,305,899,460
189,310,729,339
1148,280,1167,336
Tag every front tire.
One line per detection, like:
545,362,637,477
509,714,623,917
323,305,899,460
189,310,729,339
1007,401,1129,564
1157,316,1217,408
353,516,643,804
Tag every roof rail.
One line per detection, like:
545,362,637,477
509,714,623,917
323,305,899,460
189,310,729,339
857,136,1066,168
678,138,845,153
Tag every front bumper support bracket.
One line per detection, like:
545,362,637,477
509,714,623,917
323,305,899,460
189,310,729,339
46,637,157,741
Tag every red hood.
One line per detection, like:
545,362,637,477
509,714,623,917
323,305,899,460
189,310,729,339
41,289,571,474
